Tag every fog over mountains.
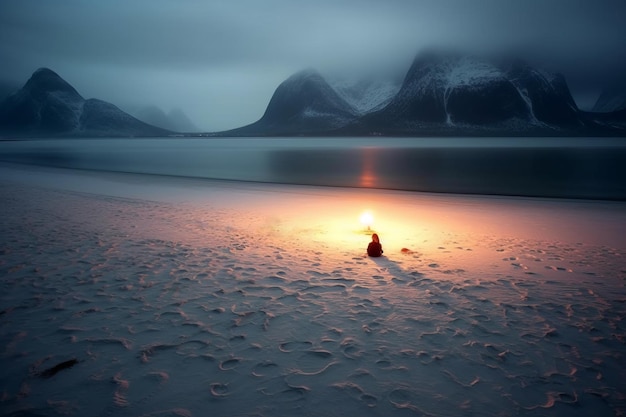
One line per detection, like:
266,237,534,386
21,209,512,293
350,52,585,135
1,51,625,138
225,51,626,137
0,68,169,137
130,106,199,133
593,83,626,113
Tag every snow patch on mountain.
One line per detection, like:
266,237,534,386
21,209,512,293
444,57,504,88
330,78,400,115
302,107,344,119
442,59,510,125
442,58,539,126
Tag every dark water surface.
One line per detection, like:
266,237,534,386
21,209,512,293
1,137,625,200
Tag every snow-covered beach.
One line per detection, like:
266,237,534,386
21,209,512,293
1,163,625,417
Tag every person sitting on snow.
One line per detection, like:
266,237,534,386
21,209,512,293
367,233,384,257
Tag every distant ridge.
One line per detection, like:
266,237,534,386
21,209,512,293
217,51,626,137
132,106,199,133
0,68,170,138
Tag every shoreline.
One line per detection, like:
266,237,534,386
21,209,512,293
2,162,625,249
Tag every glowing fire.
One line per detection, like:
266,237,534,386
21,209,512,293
360,211,374,230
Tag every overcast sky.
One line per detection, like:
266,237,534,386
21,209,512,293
1,0,625,131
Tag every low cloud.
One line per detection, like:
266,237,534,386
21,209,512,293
1,0,624,129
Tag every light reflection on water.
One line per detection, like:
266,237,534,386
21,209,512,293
0,137,625,200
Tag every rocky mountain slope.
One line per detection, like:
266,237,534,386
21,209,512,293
222,69,357,136
350,52,594,136
221,51,625,137
0,68,169,138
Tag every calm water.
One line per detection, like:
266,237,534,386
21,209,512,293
1,137,625,200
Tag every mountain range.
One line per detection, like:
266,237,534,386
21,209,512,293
0,68,170,138
223,51,625,137
1,51,625,138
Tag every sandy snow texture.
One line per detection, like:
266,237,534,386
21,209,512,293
0,165,625,417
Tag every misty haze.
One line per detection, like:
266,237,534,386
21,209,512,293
1,2,625,417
